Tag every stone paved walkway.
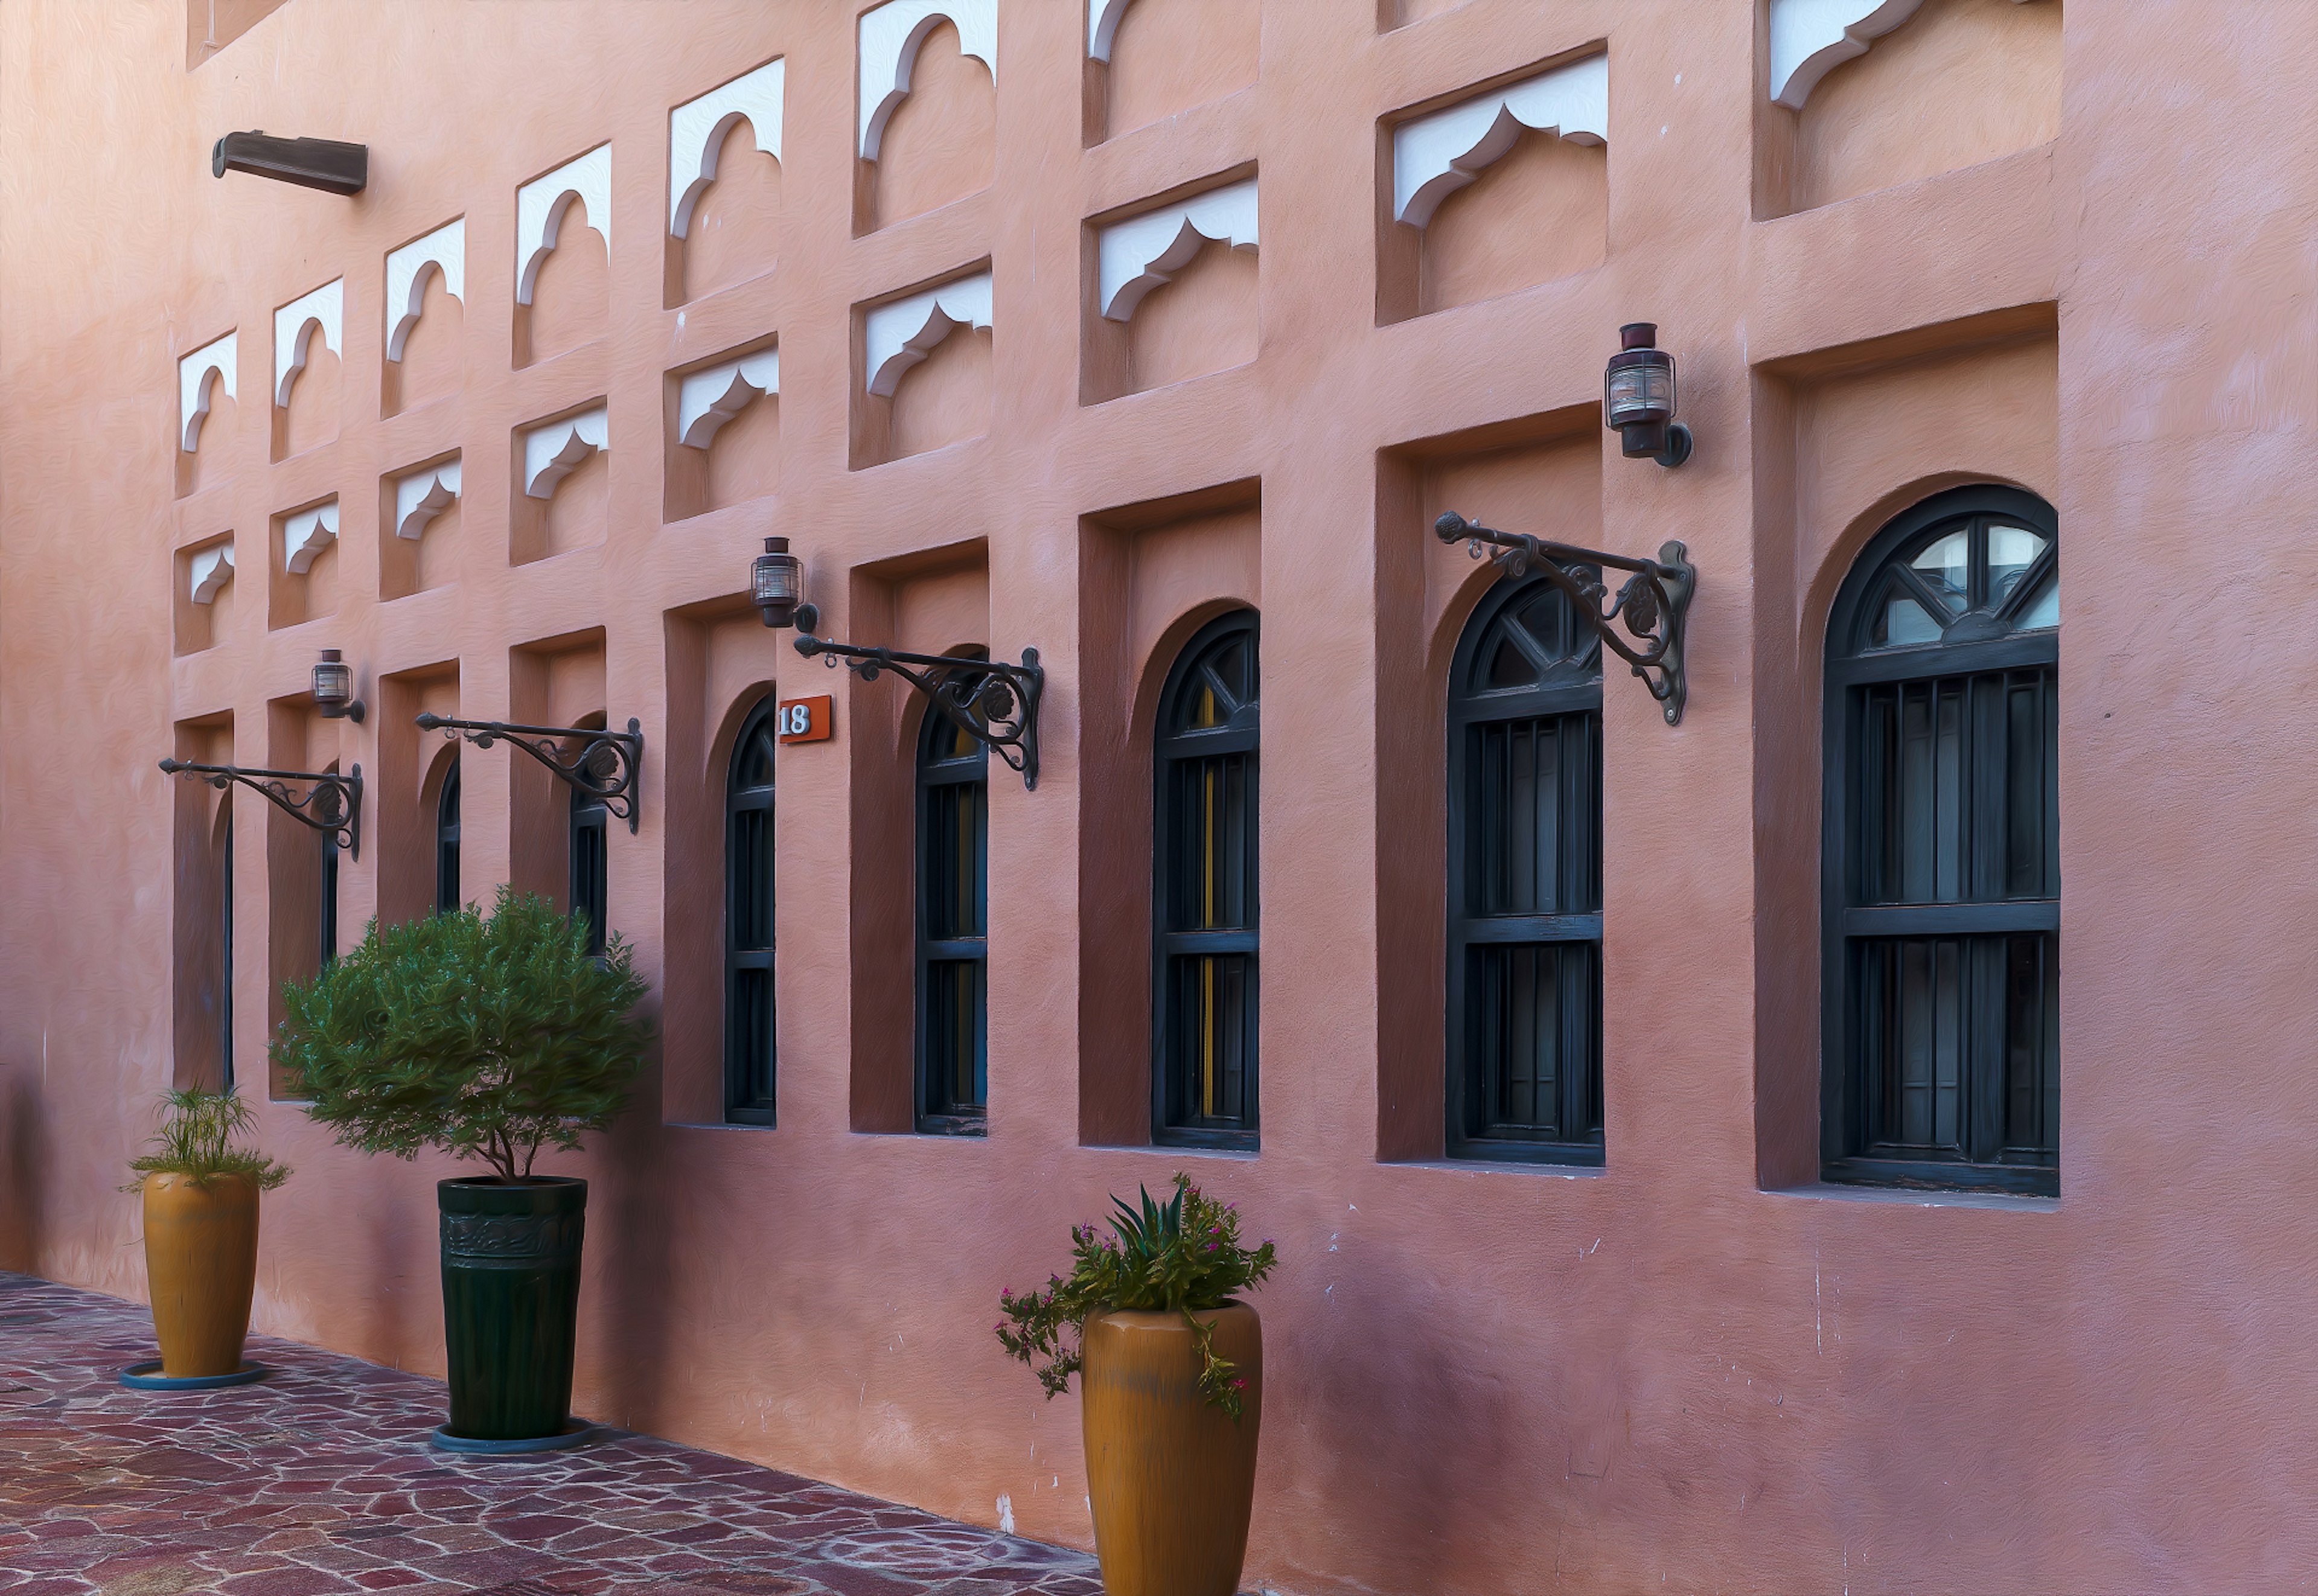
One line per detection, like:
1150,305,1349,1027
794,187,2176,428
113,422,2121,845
0,1272,1103,1596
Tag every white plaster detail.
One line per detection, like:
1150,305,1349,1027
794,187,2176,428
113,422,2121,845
1769,0,2040,110
1391,53,1609,229
179,332,237,453
393,459,463,540
858,0,997,159
273,279,344,408
671,60,785,237
523,406,610,499
283,500,340,575
516,144,611,305
677,349,781,449
190,541,234,604
386,219,466,361
1098,179,1259,322
864,272,992,397
1088,0,1135,62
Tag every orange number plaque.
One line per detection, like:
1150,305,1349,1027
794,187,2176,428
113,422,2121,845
776,694,833,744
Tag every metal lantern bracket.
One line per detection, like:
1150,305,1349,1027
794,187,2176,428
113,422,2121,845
1436,511,1697,726
793,632,1044,789
159,759,362,857
415,714,645,832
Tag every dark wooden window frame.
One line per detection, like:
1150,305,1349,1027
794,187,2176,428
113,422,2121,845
319,767,340,971
917,659,990,1135
725,698,779,1126
219,805,235,1093
570,768,609,959
1822,485,2060,1197
1445,574,1606,1165
1152,610,1261,1152
435,755,461,915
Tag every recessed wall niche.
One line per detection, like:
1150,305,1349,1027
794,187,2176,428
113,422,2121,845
176,331,237,497
667,343,780,520
187,0,290,69
516,146,611,367
383,220,464,417
512,406,609,563
169,713,234,1091
377,662,461,927
506,631,608,920
381,455,462,599
270,497,340,628
1084,176,1259,403
1760,0,2060,217
1084,0,1259,145
175,534,236,654
1379,0,1469,27
1378,53,1609,324
272,278,343,460
856,1,995,233
854,270,993,468
265,695,356,1094
667,59,784,307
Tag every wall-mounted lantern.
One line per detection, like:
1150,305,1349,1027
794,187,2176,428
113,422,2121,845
1604,322,1693,468
1436,511,1696,726
311,649,365,723
752,537,819,633
415,713,645,832
159,758,361,857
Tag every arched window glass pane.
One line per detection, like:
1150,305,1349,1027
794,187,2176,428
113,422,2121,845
570,768,608,960
1825,488,2059,1196
725,700,778,1125
919,662,989,1134
1154,612,1260,1149
435,757,461,915
1448,576,1603,1163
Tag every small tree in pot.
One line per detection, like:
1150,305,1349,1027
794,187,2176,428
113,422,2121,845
274,886,649,1450
124,1088,290,1385
998,1175,1278,1596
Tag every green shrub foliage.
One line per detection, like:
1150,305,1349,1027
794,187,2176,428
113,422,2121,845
124,1087,290,1192
997,1174,1278,1419
273,887,650,1181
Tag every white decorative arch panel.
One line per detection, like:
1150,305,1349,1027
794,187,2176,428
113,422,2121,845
386,219,465,362
671,59,785,237
517,144,611,305
859,0,997,159
523,406,610,499
393,459,463,540
677,349,781,449
1769,0,2042,109
1099,179,1259,321
1393,53,1609,229
283,500,340,575
1088,0,1135,62
273,279,343,407
190,541,235,605
179,332,237,453
865,273,992,397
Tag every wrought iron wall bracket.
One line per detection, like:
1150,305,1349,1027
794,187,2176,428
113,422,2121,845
159,759,362,857
415,715,645,832
1436,511,1697,726
793,633,1044,789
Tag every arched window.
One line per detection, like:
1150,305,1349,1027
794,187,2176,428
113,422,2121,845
1824,485,2059,1195
319,764,340,971
1446,575,1603,1163
435,755,461,915
726,698,778,1125
570,773,608,959
1154,611,1259,1149
218,803,234,1093
918,666,988,1133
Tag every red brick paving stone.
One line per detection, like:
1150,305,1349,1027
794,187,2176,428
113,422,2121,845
348,1572,427,1590
214,1570,363,1596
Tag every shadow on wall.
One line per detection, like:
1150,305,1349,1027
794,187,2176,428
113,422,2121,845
0,1071,48,1272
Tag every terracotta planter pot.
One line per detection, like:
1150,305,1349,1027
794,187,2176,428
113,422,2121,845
141,1171,260,1378
1081,1303,1262,1596
438,1176,586,1441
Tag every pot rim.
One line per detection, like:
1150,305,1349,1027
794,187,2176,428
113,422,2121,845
438,1174,588,1189
139,1169,263,1190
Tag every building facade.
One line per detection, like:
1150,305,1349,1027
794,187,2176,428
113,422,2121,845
1,0,2307,1590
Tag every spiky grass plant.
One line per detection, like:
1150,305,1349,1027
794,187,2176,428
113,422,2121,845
997,1173,1278,1419
272,886,651,1182
124,1087,291,1192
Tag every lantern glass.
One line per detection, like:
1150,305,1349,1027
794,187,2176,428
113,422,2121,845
1606,355,1675,427
312,656,353,710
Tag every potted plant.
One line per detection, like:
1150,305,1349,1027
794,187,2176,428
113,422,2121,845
998,1175,1279,1596
273,886,649,1452
122,1087,290,1388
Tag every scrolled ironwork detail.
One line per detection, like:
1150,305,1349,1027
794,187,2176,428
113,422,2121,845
415,714,644,832
158,759,362,856
792,633,1044,789
439,1210,585,1262
1435,511,1697,726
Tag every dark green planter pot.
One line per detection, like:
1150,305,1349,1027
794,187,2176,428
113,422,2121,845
438,1176,586,1441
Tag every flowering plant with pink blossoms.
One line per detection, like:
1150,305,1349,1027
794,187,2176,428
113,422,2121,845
996,1172,1277,1420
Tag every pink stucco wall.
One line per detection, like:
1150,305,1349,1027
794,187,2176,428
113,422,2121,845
2,1,2311,1591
